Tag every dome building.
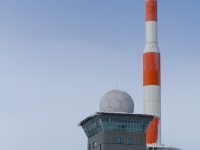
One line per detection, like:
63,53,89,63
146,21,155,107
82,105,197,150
99,88,134,113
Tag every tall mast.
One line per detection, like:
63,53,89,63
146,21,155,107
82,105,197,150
143,0,161,144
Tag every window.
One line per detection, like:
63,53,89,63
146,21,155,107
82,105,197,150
101,119,150,133
93,141,97,148
127,138,132,145
118,138,123,144
88,144,91,150
84,120,103,138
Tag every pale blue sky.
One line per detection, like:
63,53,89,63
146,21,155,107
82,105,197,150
0,0,200,150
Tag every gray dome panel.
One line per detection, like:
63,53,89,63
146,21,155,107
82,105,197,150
106,107,115,113
110,99,120,109
116,108,125,112
106,91,115,100
115,92,125,101
101,100,110,110
123,92,132,101
121,100,130,110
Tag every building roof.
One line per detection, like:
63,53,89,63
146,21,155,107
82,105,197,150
78,112,156,126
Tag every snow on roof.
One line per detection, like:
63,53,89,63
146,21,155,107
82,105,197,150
78,112,156,126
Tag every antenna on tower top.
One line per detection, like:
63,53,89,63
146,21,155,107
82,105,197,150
116,81,118,89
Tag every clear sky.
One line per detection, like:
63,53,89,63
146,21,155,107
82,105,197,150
1,0,200,150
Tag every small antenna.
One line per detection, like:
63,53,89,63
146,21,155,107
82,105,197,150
116,81,118,89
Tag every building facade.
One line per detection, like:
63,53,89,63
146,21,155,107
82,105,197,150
79,112,154,150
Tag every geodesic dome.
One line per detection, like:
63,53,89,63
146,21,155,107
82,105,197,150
99,88,134,113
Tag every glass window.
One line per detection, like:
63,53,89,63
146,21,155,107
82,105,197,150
127,138,132,145
84,120,103,138
118,138,123,144
93,141,97,148
101,119,150,133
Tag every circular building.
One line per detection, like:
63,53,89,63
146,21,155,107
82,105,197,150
99,88,134,113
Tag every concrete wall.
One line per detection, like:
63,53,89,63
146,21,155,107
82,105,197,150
88,131,147,150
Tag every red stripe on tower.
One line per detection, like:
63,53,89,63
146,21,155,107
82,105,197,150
146,0,157,21
143,53,160,86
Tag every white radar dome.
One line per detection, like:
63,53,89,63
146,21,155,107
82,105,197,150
99,88,134,113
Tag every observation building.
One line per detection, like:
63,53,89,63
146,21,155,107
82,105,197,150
79,112,154,150
78,89,155,150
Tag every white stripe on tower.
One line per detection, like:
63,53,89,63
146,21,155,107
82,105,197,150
143,0,161,144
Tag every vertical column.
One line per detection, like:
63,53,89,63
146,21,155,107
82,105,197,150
143,0,161,144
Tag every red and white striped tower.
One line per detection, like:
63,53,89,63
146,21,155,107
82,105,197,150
143,0,161,145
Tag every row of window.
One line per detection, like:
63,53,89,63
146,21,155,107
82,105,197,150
118,138,132,145
84,119,150,138
101,119,150,133
89,138,132,150
101,119,149,124
84,120,103,138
